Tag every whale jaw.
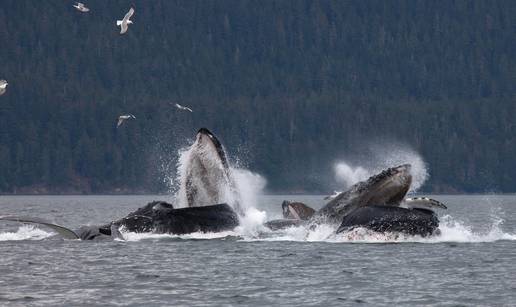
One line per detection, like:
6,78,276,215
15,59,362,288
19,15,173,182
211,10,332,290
315,164,413,223
179,128,243,215
360,164,412,206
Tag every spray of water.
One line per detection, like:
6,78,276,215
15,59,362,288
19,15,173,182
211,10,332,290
0,225,52,241
334,164,369,188
174,144,197,208
334,144,428,193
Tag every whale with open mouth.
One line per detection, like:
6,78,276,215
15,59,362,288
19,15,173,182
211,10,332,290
265,164,446,236
178,128,243,215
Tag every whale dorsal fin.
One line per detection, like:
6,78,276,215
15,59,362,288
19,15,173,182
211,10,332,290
0,215,79,239
400,197,447,210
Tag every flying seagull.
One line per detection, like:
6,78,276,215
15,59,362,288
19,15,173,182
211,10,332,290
0,79,8,96
117,114,136,127
73,2,90,13
117,7,134,34
175,103,193,113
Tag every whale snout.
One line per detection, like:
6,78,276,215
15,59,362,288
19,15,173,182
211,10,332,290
196,128,219,145
197,127,214,137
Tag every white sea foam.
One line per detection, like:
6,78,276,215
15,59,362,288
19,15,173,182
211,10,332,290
115,201,516,244
3,212,513,244
120,229,239,241
0,225,53,241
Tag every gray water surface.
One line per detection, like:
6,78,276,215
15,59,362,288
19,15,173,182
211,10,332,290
0,195,515,306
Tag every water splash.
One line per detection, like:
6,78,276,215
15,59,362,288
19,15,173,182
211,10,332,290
232,168,267,212
334,145,428,193
0,225,52,241
334,164,369,188
120,229,239,241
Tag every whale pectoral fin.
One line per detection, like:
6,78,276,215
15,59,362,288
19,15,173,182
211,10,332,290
0,215,79,239
401,197,447,210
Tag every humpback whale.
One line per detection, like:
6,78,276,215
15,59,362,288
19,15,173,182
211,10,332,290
179,128,243,215
0,128,242,240
266,164,446,237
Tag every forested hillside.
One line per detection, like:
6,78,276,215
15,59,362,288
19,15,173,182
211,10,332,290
0,1,515,194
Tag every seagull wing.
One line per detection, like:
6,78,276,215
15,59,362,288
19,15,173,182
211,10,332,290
186,107,193,112
117,118,124,127
124,7,135,21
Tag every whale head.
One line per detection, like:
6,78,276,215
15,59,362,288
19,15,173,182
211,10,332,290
179,128,243,215
315,164,413,223
195,128,229,170
360,164,412,206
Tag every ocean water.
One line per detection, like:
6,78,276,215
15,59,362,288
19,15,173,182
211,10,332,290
0,195,515,306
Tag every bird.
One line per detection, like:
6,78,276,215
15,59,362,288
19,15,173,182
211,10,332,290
175,103,193,113
0,79,8,96
117,7,134,34
117,114,136,127
73,2,90,13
